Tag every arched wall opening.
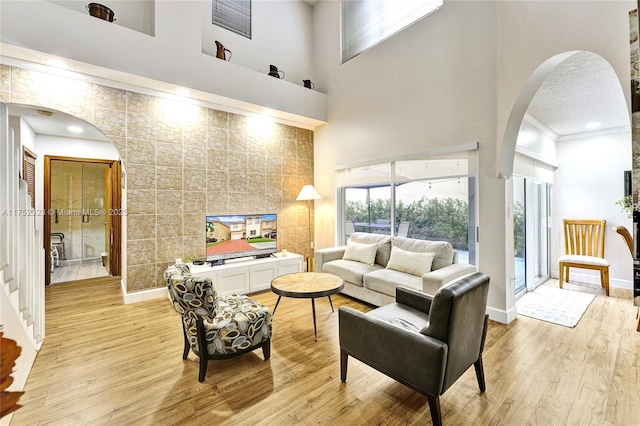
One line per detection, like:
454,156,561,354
5,103,124,286
498,50,632,319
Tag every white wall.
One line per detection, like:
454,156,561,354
2,0,636,324
516,115,558,167
556,131,633,289
312,0,635,322
0,0,325,124
49,0,155,35
201,0,314,86
312,0,506,318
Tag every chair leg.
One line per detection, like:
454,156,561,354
602,268,610,296
198,354,208,382
262,338,271,360
474,354,486,393
427,395,442,426
559,263,564,288
182,326,190,360
340,349,348,382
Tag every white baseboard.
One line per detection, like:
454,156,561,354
552,271,633,291
122,285,168,304
486,305,517,324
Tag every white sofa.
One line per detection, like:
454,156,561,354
314,232,476,306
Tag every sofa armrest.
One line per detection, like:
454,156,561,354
422,263,477,296
314,246,346,272
396,286,434,314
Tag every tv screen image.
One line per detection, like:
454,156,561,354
206,214,277,263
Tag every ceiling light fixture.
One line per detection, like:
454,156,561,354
585,121,602,130
68,125,83,134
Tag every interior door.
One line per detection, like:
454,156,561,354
103,166,112,274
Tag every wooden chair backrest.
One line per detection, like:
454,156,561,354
563,219,606,258
614,225,633,257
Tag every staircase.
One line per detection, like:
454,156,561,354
1,102,44,351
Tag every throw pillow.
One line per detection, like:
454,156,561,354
342,239,378,266
386,245,435,277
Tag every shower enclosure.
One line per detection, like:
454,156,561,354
50,160,110,268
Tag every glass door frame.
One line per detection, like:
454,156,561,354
514,175,552,299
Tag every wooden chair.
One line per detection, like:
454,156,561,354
613,226,633,257
559,219,610,296
612,226,640,332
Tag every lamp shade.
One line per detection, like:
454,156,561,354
296,185,321,201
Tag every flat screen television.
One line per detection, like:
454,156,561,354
206,214,277,264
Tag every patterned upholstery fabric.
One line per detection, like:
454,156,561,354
164,264,272,356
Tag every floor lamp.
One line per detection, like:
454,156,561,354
296,184,321,272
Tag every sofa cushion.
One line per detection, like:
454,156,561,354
364,268,422,297
342,239,378,266
322,259,383,287
392,237,453,271
350,232,393,266
386,245,435,276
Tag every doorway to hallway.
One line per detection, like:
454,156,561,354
45,156,122,285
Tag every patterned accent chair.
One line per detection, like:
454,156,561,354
164,264,272,382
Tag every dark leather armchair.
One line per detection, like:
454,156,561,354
339,272,490,426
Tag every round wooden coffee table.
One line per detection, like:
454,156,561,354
271,272,344,340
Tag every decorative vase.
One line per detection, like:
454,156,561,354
86,3,115,22
215,41,232,61
268,65,285,79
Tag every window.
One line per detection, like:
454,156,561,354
213,0,251,39
23,147,36,209
337,149,477,265
341,0,443,63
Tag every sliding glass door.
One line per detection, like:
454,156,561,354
514,176,551,297
336,151,477,266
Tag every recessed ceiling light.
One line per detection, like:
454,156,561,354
68,125,83,134
585,121,602,130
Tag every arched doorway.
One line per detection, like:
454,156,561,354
5,103,123,285
499,51,630,306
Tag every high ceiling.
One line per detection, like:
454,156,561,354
6,52,628,144
526,51,629,138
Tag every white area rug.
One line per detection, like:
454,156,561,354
515,286,596,328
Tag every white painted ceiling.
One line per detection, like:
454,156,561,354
525,51,629,138
7,104,109,142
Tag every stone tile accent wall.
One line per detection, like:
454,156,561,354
1,64,315,292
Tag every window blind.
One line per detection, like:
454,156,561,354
341,0,443,63
23,147,36,209
213,0,251,39
513,152,556,184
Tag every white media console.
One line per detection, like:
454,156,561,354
188,252,304,296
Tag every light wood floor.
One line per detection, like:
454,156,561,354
10,278,640,425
